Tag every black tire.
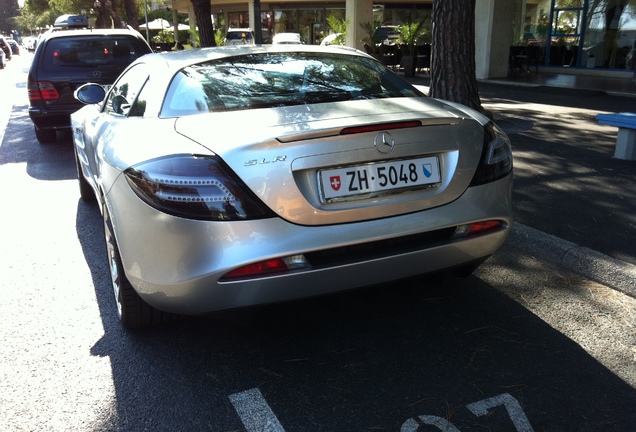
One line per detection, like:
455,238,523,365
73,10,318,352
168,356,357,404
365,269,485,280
74,149,95,201
102,203,179,328
34,126,57,144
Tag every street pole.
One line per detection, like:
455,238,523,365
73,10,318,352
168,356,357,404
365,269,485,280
253,0,262,44
143,0,150,44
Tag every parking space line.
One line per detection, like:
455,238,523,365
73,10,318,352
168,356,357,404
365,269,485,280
229,388,286,432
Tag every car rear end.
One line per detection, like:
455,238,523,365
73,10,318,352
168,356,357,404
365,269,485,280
28,31,151,143
104,48,513,315
224,29,255,45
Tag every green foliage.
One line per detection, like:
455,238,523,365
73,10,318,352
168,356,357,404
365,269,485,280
325,15,349,45
10,4,38,33
359,17,383,54
189,28,200,48
15,0,63,33
397,18,429,56
215,28,224,46
153,29,174,43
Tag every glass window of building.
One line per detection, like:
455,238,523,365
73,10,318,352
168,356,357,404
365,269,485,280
514,0,636,71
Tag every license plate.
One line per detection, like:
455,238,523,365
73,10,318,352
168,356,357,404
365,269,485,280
320,156,441,201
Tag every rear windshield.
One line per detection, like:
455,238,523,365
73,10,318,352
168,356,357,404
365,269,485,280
42,35,151,71
161,52,423,117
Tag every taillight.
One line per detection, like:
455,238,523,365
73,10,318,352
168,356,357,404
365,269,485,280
28,81,60,101
223,259,288,279
470,122,513,186
124,155,275,221
221,255,310,280
453,220,505,238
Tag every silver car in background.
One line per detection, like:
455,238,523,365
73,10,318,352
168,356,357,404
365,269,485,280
72,45,513,328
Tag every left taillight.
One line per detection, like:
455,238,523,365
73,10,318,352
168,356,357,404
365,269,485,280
124,155,275,221
28,81,60,101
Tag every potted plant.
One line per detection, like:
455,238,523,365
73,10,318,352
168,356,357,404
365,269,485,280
359,17,384,59
325,15,350,46
397,19,429,77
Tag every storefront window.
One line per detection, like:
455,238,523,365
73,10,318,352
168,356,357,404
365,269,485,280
299,9,324,45
227,12,250,30
514,0,636,70
582,0,636,70
549,3,583,66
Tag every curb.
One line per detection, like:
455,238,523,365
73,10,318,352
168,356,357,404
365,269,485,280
508,223,636,298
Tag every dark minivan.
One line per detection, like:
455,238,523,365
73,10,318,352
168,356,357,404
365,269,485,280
28,15,152,143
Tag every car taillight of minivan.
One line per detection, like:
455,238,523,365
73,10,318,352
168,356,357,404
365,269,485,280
28,81,60,101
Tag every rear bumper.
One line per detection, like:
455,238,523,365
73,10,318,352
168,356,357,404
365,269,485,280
107,172,513,315
29,106,75,130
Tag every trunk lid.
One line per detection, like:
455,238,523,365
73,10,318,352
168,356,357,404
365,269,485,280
175,97,485,225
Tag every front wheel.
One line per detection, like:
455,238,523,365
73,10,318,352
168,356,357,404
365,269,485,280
102,203,178,328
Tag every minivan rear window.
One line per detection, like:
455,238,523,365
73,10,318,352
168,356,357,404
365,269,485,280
42,35,150,71
226,31,253,42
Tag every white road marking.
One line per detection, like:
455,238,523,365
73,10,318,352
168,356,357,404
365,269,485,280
467,393,534,432
229,388,286,432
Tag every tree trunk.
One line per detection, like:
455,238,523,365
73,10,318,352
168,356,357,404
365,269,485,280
96,0,123,29
191,0,216,47
122,0,138,29
430,0,487,116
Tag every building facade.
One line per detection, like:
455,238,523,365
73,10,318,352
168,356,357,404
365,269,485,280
166,0,636,81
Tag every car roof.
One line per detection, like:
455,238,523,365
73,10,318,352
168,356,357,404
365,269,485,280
132,45,365,80
142,44,364,68
38,27,147,43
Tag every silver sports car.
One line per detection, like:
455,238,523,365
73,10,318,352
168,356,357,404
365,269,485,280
72,45,513,328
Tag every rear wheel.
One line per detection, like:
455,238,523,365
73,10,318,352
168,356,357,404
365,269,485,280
102,203,179,328
34,126,56,144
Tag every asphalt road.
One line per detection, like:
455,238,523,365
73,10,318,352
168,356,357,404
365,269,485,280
1,53,635,432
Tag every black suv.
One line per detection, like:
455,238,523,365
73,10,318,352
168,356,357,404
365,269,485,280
28,15,152,143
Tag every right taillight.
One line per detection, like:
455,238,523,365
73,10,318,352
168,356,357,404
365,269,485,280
28,81,60,101
470,122,513,186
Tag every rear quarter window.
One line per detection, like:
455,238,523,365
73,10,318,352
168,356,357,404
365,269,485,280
41,35,150,71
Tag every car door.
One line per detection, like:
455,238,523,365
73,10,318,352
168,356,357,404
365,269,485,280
83,63,151,189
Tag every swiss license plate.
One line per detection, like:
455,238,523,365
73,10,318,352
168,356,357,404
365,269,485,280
320,156,441,201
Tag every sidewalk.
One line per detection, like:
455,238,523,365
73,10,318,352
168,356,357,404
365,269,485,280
405,74,636,297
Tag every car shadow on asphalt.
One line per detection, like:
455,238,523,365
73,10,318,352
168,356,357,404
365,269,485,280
74,198,636,432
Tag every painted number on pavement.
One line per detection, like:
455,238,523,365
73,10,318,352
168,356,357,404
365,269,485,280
229,388,534,431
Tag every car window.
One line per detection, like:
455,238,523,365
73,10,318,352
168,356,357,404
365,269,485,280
161,52,423,117
105,63,149,116
42,35,149,70
225,31,254,42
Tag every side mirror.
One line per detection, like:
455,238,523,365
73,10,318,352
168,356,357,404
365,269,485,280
74,83,106,105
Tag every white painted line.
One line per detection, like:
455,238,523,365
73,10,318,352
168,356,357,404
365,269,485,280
229,388,286,432
467,393,534,432
401,415,461,431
